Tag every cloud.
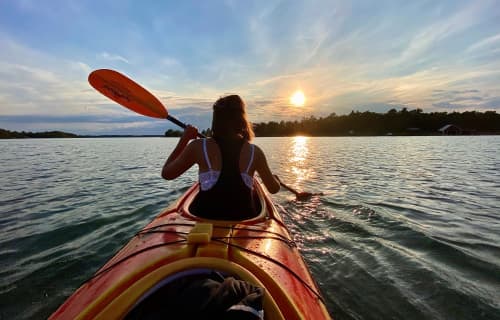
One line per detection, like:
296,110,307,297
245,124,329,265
71,61,93,74
98,52,130,64
432,89,483,101
0,104,215,135
467,33,500,52
0,33,96,110
0,62,90,114
0,113,161,135
432,91,500,111
480,96,500,109
393,2,489,67
432,102,472,110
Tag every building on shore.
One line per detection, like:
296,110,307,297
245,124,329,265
438,124,462,135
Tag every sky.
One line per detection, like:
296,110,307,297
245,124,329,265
1,0,499,135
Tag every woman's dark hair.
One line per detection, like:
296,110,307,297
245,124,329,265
211,95,254,141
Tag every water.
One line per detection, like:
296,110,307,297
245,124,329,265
1,136,499,319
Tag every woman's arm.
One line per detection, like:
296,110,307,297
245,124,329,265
161,125,199,180
254,146,280,193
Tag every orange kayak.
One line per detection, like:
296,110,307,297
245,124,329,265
50,182,331,319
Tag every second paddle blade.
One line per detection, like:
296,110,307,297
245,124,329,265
89,69,168,119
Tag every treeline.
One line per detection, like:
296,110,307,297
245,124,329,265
164,128,212,137
253,109,500,136
0,128,78,139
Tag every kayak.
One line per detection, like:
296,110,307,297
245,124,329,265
49,182,331,320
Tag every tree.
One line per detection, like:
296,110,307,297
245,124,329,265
252,109,500,136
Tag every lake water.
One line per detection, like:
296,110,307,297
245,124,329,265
0,136,499,319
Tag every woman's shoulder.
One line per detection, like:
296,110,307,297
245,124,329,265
247,140,261,149
190,137,215,145
247,142,266,159
196,137,220,154
184,138,207,163
184,138,206,155
187,138,202,148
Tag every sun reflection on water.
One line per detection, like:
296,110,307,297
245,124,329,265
288,136,313,184
291,136,308,162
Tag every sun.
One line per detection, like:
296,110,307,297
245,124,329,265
290,90,306,107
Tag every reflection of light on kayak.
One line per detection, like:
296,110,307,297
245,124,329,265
264,237,273,253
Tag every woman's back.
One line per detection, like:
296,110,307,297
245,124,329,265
190,137,258,220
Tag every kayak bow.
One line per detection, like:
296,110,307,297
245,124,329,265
49,182,331,320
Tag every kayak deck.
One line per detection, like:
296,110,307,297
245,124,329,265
49,182,331,320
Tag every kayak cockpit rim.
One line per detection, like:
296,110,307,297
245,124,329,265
179,181,276,225
83,258,286,320
125,267,275,319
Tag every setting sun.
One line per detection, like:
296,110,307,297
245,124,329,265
290,90,306,107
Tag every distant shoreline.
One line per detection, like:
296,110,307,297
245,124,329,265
2,132,499,139
2,129,500,139
2,108,499,138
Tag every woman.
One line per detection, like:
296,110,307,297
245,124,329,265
162,95,280,220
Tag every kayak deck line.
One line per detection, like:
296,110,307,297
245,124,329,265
50,182,332,320
87,222,316,299
213,238,325,304
86,223,297,284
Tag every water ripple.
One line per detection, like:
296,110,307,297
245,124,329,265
1,137,499,319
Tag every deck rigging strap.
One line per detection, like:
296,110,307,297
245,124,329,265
81,225,322,305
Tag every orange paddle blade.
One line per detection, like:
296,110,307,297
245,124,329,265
88,69,168,119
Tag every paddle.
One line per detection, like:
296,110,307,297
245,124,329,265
275,177,323,200
88,69,319,200
88,69,205,138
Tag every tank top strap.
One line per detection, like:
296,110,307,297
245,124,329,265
202,139,212,170
244,144,255,173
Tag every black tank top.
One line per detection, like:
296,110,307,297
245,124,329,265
189,137,257,220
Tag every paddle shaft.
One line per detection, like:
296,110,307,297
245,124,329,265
277,179,322,200
167,115,206,138
279,181,300,195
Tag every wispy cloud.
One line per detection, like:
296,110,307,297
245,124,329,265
98,52,130,64
393,2,488,67
467,33,500,52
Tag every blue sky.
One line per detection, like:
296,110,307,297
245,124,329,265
1,0,499,135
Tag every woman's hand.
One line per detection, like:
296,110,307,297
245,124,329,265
181,125,198,141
